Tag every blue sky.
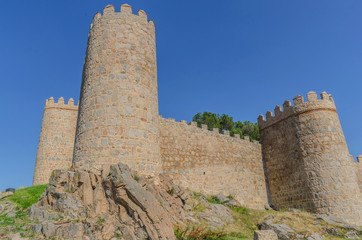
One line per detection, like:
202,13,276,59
0,0,361,190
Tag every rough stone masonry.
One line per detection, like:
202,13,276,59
32,4,362,225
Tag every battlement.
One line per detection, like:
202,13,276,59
159,117,259,146
357,155,362,162
91,4,155,28
258,91,336,130
44,97,78,111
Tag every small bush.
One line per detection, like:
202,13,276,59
133,174,140,182
174,226,227,240
227,195,234,200
96,217,105,226
207,196,222,205
192,203,205,212
168,188,175,196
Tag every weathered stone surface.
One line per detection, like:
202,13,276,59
0,191,13,199
0,201,16,216
8,232,29,240
307,233,324,240
316,214,361,231
30,163,182,240
344,231,360,239
160,118,268,209
254,230,278,240
32,97,78,185
257,216,296,240
259,91,362,226
73,4,162,176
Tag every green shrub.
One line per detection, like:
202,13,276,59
168,188,175,196
207,196,222,205
96,217,105,225
227,195,234,200
133,174,140,181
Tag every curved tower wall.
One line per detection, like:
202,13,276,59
73,5,161,174
33,97,78,185
357,156,362,192
258,91,362,225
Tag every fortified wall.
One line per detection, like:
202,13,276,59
33,97,78,185
258,91,362,225
72,4,161,174
32,4,361,225
159,118,268,209
357,156,362,192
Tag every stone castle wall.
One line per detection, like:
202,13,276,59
258,91,362,225
33,4,362,226
73,5,161,174
159,118,268,209
357,156,362,192
33,97,78,185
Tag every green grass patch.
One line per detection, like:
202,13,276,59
7,185,47,209
0,185,47,236
224,232,249,239
207,196,222,205
192,203,205,212
230,206,250,216
133,174,140,182
227,195,234,200
96,217,105,226
174,226,227,240
168,188,176,196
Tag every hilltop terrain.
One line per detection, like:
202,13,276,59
0,164,361,240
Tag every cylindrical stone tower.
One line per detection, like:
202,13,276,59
73,4,161,174
258,91,362,226
33,97,78,185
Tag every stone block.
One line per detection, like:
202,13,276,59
254,230,278,240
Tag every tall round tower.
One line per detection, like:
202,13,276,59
33,97,78,185
258,91,362,226
73,4,161,174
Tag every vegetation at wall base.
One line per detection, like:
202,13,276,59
7,185,47,209
0,185,47,238
192,112,260,141
174,226,227,240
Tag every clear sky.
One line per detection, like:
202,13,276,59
0,0,361,190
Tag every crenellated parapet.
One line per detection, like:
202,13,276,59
73,4,161,173
90,4,155,30
33,97,79,186
159,116,267,209
258,91,335,130
258,90,362,225
44,97,78,111
159,117,259,146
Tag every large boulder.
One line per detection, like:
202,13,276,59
28,163,189,240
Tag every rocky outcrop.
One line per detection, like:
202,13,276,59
257,215,297,240
29,163,190,240
0,192,13,200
